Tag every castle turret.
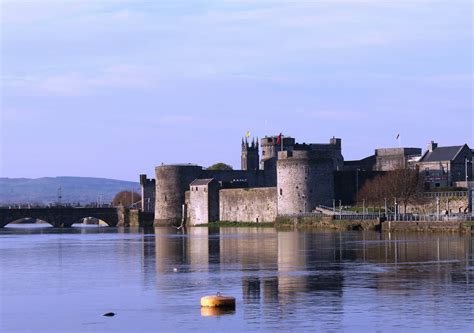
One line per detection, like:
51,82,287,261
155,164,203,226
241,137,260,171
277,149,334,215
260,135,295,186
139,174,156,212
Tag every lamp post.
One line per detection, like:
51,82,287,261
362,199,365,220
465,158,469,187
394,199,398,221
436,196,440,221
356,168,360,199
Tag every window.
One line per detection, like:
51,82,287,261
425,168,430,176
435,183,440,188
164,195,167,202
280,188,283,196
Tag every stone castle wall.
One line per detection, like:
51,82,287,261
374,148,421,171
200,169,267,188
188,185,210,226
140,174,155,213
405,195,469,214
277,150,334,215
155,165,271,226
155,165,202,226
188,180,220,225
219,187,277,222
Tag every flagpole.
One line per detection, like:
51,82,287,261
281,134,283,152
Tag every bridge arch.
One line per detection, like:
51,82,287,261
79,216,115,227
2,217,59,228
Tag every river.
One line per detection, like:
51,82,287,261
0,225,472,332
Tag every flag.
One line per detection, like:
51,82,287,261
276,132,282,145
396,133,400,140
245,131,251,139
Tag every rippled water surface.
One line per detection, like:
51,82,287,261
0,225,473,332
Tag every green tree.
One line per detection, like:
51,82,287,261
207,163,233,171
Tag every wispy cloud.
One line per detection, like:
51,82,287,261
1,0,471,177
1,65,161,96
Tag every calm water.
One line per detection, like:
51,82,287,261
0,225,473,332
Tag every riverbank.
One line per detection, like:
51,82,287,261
381,221,474,233
274,216,474,233
194,221,274,228
275,216,380,231
134,211,473,233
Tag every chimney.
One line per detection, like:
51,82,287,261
427,141,438,152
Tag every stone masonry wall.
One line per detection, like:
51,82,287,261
381,221,470,233
219,187,277,222
277,150,334,215
405,195,469,214
188,181,220,225
189,185,210,226
140,175,156,213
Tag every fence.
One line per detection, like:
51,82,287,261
281,211,473,222
423,191,468,198
384,213,473,222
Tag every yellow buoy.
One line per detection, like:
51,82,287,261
200,292,236,309
200,307,235,317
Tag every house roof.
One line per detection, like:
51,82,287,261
190,178,214,186
420,146,463,162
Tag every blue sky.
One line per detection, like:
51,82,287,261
1,0,472,181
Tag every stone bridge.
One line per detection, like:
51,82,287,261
0,207,122,228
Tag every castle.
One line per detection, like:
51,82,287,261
140,135,473,226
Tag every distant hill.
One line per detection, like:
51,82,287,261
0,177,140,206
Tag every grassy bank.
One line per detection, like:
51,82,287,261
193,221,275,228
275,216,380,231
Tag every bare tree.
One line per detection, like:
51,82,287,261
112,191,141,207
358,168,423,213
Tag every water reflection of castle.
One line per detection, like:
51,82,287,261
140,230,472,305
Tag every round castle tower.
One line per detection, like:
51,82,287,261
277,150,334,215
155,164,202,226
260,136,295,187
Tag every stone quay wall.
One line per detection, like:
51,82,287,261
381,221,472,233
275,215,380,231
